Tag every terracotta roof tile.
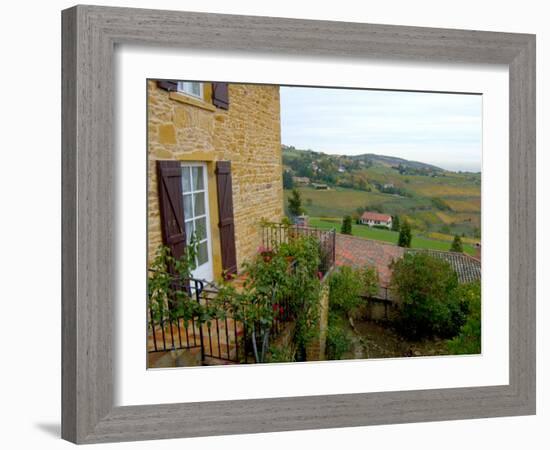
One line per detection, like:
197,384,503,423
360,211,392,222
406,249,481,284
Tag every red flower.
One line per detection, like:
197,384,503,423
317,271,323,280
279,306,284,315
272,303,280,312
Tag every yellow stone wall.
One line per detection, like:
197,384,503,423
148,81,283,279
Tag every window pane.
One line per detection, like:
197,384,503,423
181,167,191,193
195,217,207,241
194,192,205,216
178,82,202,98
183,194,193,219
189,82,201,97
192,166,204,190
185,220,194,244
197,241,208,266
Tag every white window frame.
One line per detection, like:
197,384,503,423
180,162,213,281
176,81,203,100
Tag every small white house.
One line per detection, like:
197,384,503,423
360,211,393,229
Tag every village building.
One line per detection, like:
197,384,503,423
360,211,393,229
292,176,310,185
311,182,329,190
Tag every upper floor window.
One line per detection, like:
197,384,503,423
177,81,203,99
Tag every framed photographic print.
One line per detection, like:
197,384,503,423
62,5,536,444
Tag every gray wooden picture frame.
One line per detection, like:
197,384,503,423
61,5,536,444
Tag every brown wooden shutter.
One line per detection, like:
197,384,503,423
211,82,229,110
156,161,186,261
157,80,178,91
215,161,237,276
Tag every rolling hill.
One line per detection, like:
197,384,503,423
282,145,481,241
350,153,443,171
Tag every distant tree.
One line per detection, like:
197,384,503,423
398,220,412,248
391,215,400,232
450,235,464,253
341,215,353,235
282,170,294,189
288,188,304,218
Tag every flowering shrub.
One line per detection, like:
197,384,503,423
148,233,324,364
217,234,323,363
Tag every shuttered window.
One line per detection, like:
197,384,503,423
156,80,178,92
215,161,237,276
156,161,186,261
158,80,229,110
211,82,229,110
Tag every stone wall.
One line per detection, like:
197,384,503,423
148,81,283,278
306,281,330,361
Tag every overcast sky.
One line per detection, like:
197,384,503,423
280,86,482,172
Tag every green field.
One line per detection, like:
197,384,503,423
308,217,477,256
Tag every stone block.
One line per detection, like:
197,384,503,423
158,123,176,144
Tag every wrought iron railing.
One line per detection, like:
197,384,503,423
148,276,245,363
147,273,295,365
260,222,336,277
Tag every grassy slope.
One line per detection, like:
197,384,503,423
288,186,431,218
309,217,476,256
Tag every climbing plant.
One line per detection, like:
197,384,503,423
148,238,198,324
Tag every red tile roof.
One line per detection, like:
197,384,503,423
335,234,404,286
361,211,392,222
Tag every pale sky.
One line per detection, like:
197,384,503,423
280,86,482,172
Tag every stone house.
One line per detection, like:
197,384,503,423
148,80,283,281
